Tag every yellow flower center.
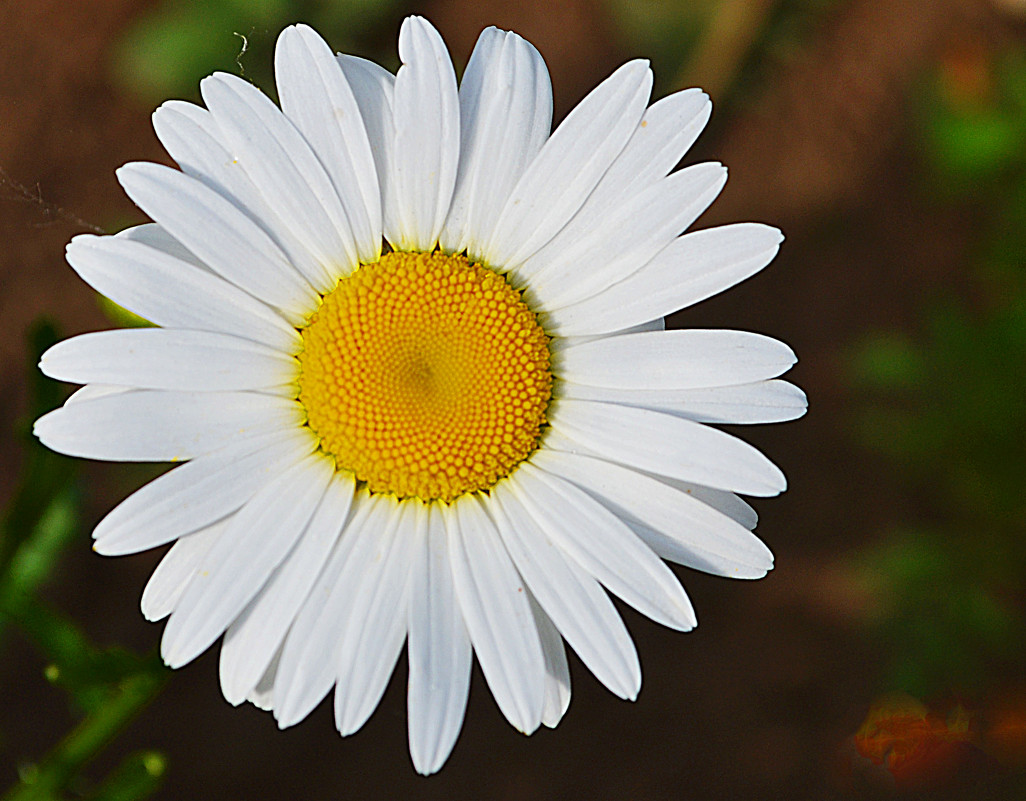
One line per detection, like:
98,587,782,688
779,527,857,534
297,251,552,502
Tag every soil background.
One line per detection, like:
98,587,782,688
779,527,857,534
1,1,1021,799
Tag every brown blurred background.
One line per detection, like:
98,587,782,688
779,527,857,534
3,0,1026,798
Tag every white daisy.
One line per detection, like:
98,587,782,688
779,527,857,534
34,17,806,774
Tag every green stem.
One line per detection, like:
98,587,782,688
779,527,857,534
673,0,779,98
83,751,166,801
2,658,169,801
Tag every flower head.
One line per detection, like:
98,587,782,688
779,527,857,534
35,17,806,774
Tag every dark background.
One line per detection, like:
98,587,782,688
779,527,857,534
3,0,1026,798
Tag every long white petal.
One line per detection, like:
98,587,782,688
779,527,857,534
541,427,759,529
116,162,318,322
64,385,133,406
491,482,640,699
446,495,545,735
561,379,808,425
670,482,759,530
391,16,460,251
40,329,299,393
439,27,552,258
664,380,808,424
486,60,653,268
547,399,786,496
219,473,355,705
407,503,472,775
246,647,281,711
273,492,377,728
552,317,666,352
337,55,398,244
573,88,712,217
115,223,205,269
555,329,796,390
35,390,302,463
93,428,316,555
547,223,783,337
529,595,572,728
625,517,765,579
522,163,727,310
509,463,696,630
505,89,710,308
200,72,359,275
531,450,773,578
66,234,300,352
152,101,334,292
140,519,227,622
333,497,416,736
160,453,334,668
275,24,381,264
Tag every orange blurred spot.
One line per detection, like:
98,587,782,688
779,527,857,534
938,39,995,109
854,694,975,790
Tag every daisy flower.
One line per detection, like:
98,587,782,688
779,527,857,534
35,17,806,774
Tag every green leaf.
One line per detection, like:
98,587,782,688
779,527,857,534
0,321,79,595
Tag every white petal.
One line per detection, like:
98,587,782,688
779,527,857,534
562,379,808,424
93,428,316,555
556,329,796,390
391,16,460,251
445,495,545,734
337,55,399,245
550,317,665,353
665,380,808,424
509,463,696,631
547,223,783,337
275,24,381,264
219,473,355,705
35,390,302,463
333,497,416,736
273,492,378,728
65,234,300,352
529,596,571,728
573,88,712,216
513,87,711,308
152,100,334,292
542,424,760,531
407,503,472,776
200,72,359,274
160,453,334,668
246,647,281,711
522,163,727,310
439,27,552,258
628,517,767,579
547,399,786,496
671,482,759,530
65,384,133,405
531,450,773,579
115,223,205,270
485,60,652,268
116,162,318,322
41,329,299,393
491,482,640,699
140,519,226,622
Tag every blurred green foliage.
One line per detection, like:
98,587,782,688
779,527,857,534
0,323,169,801
851,46,1026,697
919,49,1026,189
604,0,837,98
113,0,406,101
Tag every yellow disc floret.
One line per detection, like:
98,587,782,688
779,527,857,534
297,251,552,502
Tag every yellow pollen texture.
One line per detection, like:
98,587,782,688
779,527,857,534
298,251,552,502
